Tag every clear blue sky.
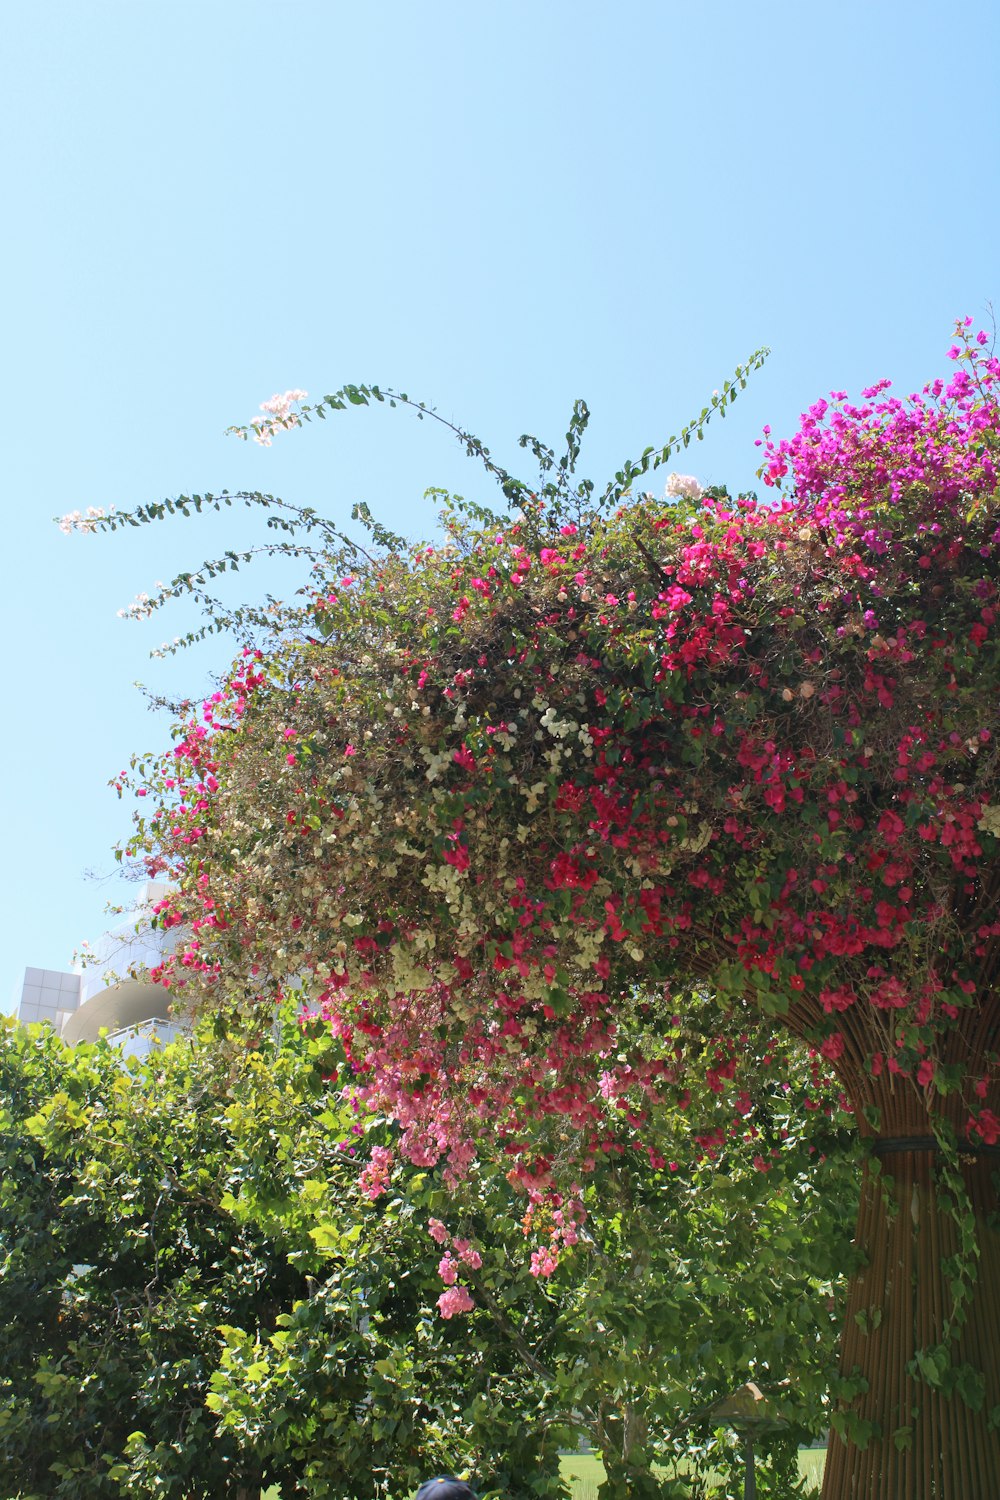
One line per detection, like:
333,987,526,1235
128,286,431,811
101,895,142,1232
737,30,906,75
2,1,998,1009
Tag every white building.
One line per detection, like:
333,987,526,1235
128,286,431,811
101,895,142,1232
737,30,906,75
14,881,185,1057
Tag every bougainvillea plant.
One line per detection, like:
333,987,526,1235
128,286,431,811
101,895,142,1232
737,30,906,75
71,322,1000,1497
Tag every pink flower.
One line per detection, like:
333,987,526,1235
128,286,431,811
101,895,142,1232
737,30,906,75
530,1247,559,1277
442,837,470,871
820,1032,845,1062
871,978,909,1010
453,1238,482,1270
437,1285,475,1319
438,1253,459,1285
970,1109,1000,1146
428,1218,449,1244
358,1145,394,1201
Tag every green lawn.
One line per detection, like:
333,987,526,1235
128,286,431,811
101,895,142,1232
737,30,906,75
560,1449,826,1497
799,1447,827,1486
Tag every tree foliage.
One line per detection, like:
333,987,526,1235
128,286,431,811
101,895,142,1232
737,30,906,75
209,1011,854,1500
0,1017,304,1496
1,1011,851,1499
0,1014,558,1497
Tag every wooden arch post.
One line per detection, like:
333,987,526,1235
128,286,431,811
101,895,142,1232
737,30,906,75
820,1078,1000,1498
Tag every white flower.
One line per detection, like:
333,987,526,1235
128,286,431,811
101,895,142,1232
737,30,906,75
664,473,703,500
117,591,155,621
58,503,116,534
250,389,308,445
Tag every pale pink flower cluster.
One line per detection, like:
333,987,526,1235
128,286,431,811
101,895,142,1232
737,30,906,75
451,1237,482,1270
358,1143,394,1200
58,504,116,535
437,1285,475,1319
530,1247,559,1277
426,1220,481,1317
664,473,703,500
250,389,308,446
438,1252,459,1284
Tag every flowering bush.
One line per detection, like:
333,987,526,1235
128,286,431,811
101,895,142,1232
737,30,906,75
79,325,1000,1494
122,326,1000,1174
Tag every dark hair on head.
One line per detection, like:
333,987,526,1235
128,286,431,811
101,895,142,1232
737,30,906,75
414,1480,480,1500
